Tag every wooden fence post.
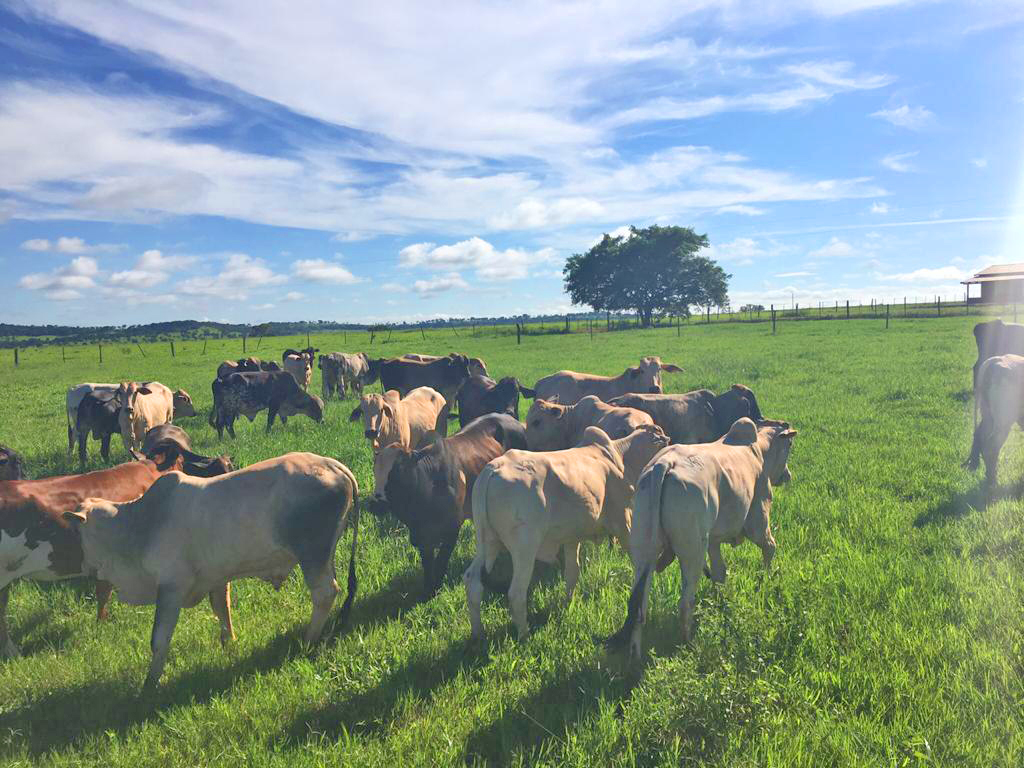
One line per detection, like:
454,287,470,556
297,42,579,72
98,343,103,363
886,303,890,329
706,305,711,324
61,346,66,362
170,341,175,357
565,315,570,333
771,304,776,335
846,300,850,319
516,322,522,345
937,296,941,316
136,343,146,358
242,335,247,354
13,348,18,367
606,311,610,331
904,296,907,317
676,314,680,336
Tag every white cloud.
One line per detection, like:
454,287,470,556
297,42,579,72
399,237,557,280
18,235,122,253
781,60,894,90
108,249,196,290
881,151,917,172
18,255,99,300
488,197,605,230
884,266,968,283
716,204,766,216
283,291,304,301
776,270,815,278
971,157,988,169
292,258,362,285
179,253,287,299
704,237,772,266
809,237,856,259
381,282,409,293
20,238,50,251
412,273,470,296
871,201,890,214
871,104,935,130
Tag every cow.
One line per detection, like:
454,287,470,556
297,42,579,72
283,347,316,391
66,383,119,456
63,452,360,691
319,352,381,399
378,355,473,430
76,389,125,467
142,425,234,478
350,387,447,456
455,375,531,428
210,371,324,438
607,418,797,657
964,354,1024,497
972,320,1024,426
217,358,281,380
464,424,670,640
609,385,764,444
0,460,172,657
402,353,488,378
0,445,24,482
525,395,655,451
117,381,176,457
377,414,527,596
529,356,683,405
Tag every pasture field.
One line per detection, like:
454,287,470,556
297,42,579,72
0,317,1022,767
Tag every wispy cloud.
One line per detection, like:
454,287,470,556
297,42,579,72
19,235,123,253
871,104,935,130
881,151,917,172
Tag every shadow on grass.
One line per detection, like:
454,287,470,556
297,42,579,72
914,485,987,527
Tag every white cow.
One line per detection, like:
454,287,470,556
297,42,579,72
117,381,175,457
529,356,683,405
525,395,654,450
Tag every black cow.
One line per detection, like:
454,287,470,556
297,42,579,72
972,319,1024,424
142,425,234,477
379,413,527,596
455,375,533,428
75,390,125,468
0,445,23,482
210,371,325,438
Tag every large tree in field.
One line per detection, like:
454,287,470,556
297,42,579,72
563,225,729,328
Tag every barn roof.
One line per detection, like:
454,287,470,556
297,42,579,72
961,263,1024,284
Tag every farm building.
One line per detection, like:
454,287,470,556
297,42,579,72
962,262,1024,304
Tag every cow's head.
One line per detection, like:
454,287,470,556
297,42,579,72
353,394,395,449
447,354,472,383
0,444,24,482
616,423,670,483
525,398,570,451
493,377,523,419
468,357,488,378
631,356,684,394
759,420,797,485
117,381,152,422
373,442,408,503
172,389,196,418
710,384,763,438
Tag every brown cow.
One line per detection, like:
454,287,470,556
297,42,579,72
972,320,1024,425
0,445,24,482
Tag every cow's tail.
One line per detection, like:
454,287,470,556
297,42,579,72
606,460,668,650
339,483,360,627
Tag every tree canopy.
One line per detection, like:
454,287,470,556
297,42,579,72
562,225,729,327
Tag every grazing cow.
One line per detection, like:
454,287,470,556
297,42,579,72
379,355,473,429
117,381,175,457
402,353,488,378
379,414,527,596
66,383,119,456
210,371,324,438
142,425,234,478
455,375,529,428
0,445,24,482
972,320,1024,425
529,356,683,405
63,452,360,690
216,358,281,380
525,395,655,451
609,385,764,444
350,387,447,455
0,460,171,657
76,390,125,467
964,354,1024,496
319,352,381,399
608,419,796,656
283,347,316,391
464,424,670,640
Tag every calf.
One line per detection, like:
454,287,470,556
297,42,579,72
610,385,763,444
455,375,529,428
0,445,24,482
526,395,654,450
380,414,527,596
64,452,360,690
76,390,124,467
464,424,670,640
608,419,796,656
117,381,175,457
142,424,234,478
210,371,324,438
964,354,1024,497
0,460,170,657
350,387,446,455
530,356,683,405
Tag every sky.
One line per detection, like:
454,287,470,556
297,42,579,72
2,0,1023,326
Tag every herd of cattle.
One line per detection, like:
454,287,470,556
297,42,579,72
0,318,1020,691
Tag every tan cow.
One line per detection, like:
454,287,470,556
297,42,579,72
464,424,670,640
117,381,175,457
525,395,654,451
350,386,446,456
964,354,1024,496
608,418,796,657
64,452,359,690
530,356,683,405
609,385,763,444
172,389,196,418
283,353,313,391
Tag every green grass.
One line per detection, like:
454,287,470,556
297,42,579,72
0,317,1021,766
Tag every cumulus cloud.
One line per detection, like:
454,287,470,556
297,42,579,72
399,237,557,281
18,256,99,300
292,258,362,285
20,238,50,251
18,235,123,253
871,104,935,130
881,151,917,172
488,198,605,230
412,274,470,296
809,237,856,259
703,237,771,266
108,249,197,290
179,253,287,299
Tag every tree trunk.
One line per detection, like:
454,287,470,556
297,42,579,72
639,308,653,328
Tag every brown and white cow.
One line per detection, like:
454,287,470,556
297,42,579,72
455,375,530,428
0,445,24,482
117,381,176,457
964,354,1024,496
64,452,360,690
141,425,234,478
464,424,670,640
608,418,796,656
529,356,683,405
525,395,654,451
609,385,764,445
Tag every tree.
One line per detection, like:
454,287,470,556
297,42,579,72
563,225,729,328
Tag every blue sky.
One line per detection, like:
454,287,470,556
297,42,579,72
2,0,1023,325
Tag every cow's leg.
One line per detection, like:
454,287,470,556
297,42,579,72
300,562,340,644
708,539,727,583
563,542,581,603
743,511,776,571
100,433,112,463
78,431,89,469
208,583,235,646
0,586,19,659
508,533,541,641
983,420,1012,498
433,529,459,593
95,580,113,621
226,416,236,439
419,546,436,596
144,584,185,691
265,407,278,433
675,532,709,644
67,422,74,457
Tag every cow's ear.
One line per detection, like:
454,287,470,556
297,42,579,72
780,429,798,439
381,402,395,418
660,363,683,373
63,509,87,529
